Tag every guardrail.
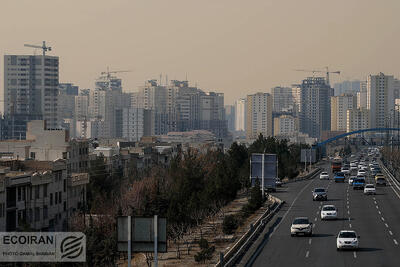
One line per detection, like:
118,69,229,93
215,195,283,267
380,162,400,192
282,167,321,184
215,167,321,267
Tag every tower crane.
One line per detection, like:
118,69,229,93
294,67,340,86
100,67,132,79
24,41,52,56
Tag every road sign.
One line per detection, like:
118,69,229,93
117,216,167,253
250,153,278,189
301,149,316,163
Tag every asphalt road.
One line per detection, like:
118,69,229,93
248,161,400,267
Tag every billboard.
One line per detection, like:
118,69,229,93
250,153,277,188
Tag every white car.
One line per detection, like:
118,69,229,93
341,167,350,175
321,205,337,220
337,230,359,250
357,169,366,176
364,184,376,195
348,176,356,185
350,165,358,171
291,217,313,236
320,172,329,180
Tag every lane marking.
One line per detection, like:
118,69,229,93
348,211,350,215
312,224,315,228
373,197,376,200
385,223,389,228
316,211,319,215
349,223,352,228
374,201,377,204
270,177,317,237
389,231,393,236
353,251,357,258
376,205,379,209
394,239,398,245
314,217,317,221
348,217,351,221
347,205,350,209
381,217,385,222
378,211,381,215
306,250,310,258
309,238,312,245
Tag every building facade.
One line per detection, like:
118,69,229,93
299,77,334,139
273,115,296,136
346,108,370,132
246,93,273,139
331,94,357,131
234,98,246,132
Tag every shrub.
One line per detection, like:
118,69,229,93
194,238,215,263
222,215,239,235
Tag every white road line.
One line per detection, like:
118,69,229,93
312,224,315,228
382,217,385,222
374,201,377,204
348,211,350,215
270,177,317,237
316,211,319,215
353,251,357,258
309,239,312,245
347,205,350,209
315,217,317,221
385,223,389,228
389,231,393,236
378,211,381,215
349,223,352,228
348,217,351,221
373,197,376,200
376,205,379,209
306,251,310,258
394,239,398,245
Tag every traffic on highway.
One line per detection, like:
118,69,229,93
248,147,400,267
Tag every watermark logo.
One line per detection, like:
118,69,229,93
0,232,86,262
60,235,85,260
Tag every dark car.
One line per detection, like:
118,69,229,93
312,188,327,201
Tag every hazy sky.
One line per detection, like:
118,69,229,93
1,0,400,105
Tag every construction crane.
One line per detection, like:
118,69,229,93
100,67,131,79
294,67,340,85
24,41,52,57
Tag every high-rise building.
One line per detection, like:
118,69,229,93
333,80,361,96
4,55,59,138
347,108,370,132
331,94,357,131
367,73,395,128
57,83,78,127
299,77,334,139
234,98,246,131
246,92,273,139
271,86,294,113
122,107,145,141
224,105,235,132
357,81,368,109
291,85,301,115
274,115,296,136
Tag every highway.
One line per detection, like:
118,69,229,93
246,160,400,267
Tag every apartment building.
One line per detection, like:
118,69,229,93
246,92,273,139
331,94,357,131
346,108,370,132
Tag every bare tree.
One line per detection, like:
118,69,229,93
145,252,154,267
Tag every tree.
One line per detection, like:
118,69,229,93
194,238,215,263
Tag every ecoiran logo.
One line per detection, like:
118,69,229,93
0,232,86,262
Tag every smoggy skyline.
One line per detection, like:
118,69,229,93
1,0,400,105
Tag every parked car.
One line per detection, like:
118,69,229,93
291,217,313,236
337,230,359,250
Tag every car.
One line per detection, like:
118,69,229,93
321,205,337,220
353,177,365,190
275,178,282,187
357,169,366,176
350,165,358,171
336,230,359,250
364,184,376,195
375,177,386,186
291,217,313,236
312,188,328,201
341,167,350,175
348,176,356,185
320,172,329,180
334,172,345,183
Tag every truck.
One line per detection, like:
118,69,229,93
331,157,342,173
250,153,278,192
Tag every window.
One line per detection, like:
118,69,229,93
55,192,58,204
30,152,36,159
0,203,4,218
50,193,53,205
43,205,48,220
35,186,40,199
63,201,66,212
35,207,40,222
43,184,48,198
18,187,21,201
63,179,66,192
59,191,62,204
